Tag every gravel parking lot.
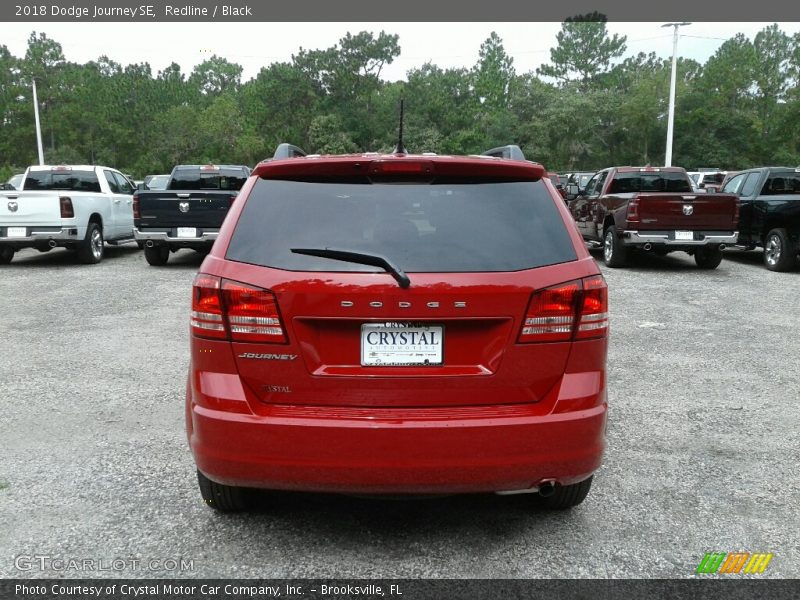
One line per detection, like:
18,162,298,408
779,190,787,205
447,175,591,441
1,245,798,579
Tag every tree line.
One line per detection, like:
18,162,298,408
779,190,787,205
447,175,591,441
1,17,799,181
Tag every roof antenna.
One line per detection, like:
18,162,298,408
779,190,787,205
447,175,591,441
393,99,407,155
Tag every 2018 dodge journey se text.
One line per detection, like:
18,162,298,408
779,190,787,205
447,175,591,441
186,143,609,511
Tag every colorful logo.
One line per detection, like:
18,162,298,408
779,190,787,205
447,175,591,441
696,552,773,574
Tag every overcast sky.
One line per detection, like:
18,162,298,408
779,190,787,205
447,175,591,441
4,22,799,82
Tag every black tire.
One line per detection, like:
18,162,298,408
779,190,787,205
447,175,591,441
197,470,250,512
77,222,104,264
694,246,724,270
602,226,628,267
0,246,14,264
763,228,797,272
536,476,593,509
144,244,169,266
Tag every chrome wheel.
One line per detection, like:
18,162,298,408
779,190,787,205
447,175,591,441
604,231,613,263
765,234,782,267
90,228,103,259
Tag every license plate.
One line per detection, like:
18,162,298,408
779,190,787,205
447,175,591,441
177,227,197,238
361,322,444,366
675,230,693,241
6,227,26,238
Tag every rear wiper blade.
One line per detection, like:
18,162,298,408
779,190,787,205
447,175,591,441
290,247,411,289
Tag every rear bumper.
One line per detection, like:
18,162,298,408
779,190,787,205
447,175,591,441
0,226,81,246
134,227,219,244
622,230,738,246
189,401,607,495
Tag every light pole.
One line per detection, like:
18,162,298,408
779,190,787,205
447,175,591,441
662,22,691,167
31,78,45,165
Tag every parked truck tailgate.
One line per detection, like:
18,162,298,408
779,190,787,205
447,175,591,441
136,192,234,228
633,193,739,230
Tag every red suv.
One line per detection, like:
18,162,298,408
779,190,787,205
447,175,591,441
187,143,609,511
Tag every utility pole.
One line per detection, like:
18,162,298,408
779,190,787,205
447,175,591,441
32,78,45,165
662,22,691,167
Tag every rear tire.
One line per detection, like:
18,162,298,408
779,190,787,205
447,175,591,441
77,222,104,264
694,246,724,269
763,228,796,272
536,476,593,509
197,470,250,512
0,246,14,264
603,226,628,267
144,245,169,266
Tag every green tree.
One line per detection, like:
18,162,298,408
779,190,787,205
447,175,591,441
538,13,627,89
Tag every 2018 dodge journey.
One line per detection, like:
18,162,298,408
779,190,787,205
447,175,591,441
186,143,609,511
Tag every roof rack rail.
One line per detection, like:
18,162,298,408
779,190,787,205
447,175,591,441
482,145,526,161
273,143,307,159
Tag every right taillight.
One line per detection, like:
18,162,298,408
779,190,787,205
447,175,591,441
190,274,286,343
575,275,609,340
132,194,140,219
59,196,74,218
519,275,608,343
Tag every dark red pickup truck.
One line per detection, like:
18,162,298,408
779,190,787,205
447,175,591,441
566,166,739,269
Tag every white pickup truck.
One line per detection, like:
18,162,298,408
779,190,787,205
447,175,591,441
0,165,136,264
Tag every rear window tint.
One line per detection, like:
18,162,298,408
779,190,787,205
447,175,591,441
761,173,800,195
607,172,692,193
23,170,101,192
168,168,248,191
226,179,577,273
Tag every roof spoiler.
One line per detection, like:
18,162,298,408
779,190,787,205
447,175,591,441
482,145,526,161
273,143,307,159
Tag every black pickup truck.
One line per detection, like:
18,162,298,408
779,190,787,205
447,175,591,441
133,164,250,265
720,167,800,271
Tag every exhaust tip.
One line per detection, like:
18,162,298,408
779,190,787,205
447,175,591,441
145,240,154,248
538,479,557,498
643,243,652,251
719,244,726,250
48,240,57,248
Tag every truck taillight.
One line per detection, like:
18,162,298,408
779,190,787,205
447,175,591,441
59,196,74,218
132,194,140,219
733,198,740,224
190,274,286,343
519,276,608,343
626,198,640,222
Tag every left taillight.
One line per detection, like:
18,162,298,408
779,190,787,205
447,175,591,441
132,194,140,219
626,197,640,223
519,275,608,343
191,274,226,339
190,275,286,344
59,196,74,218
222,279,286,343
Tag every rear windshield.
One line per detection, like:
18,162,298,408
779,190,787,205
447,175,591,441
23,170,101,192
146,175,170,190
168,168,248,191
607,172,692,193
226,179,577,273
